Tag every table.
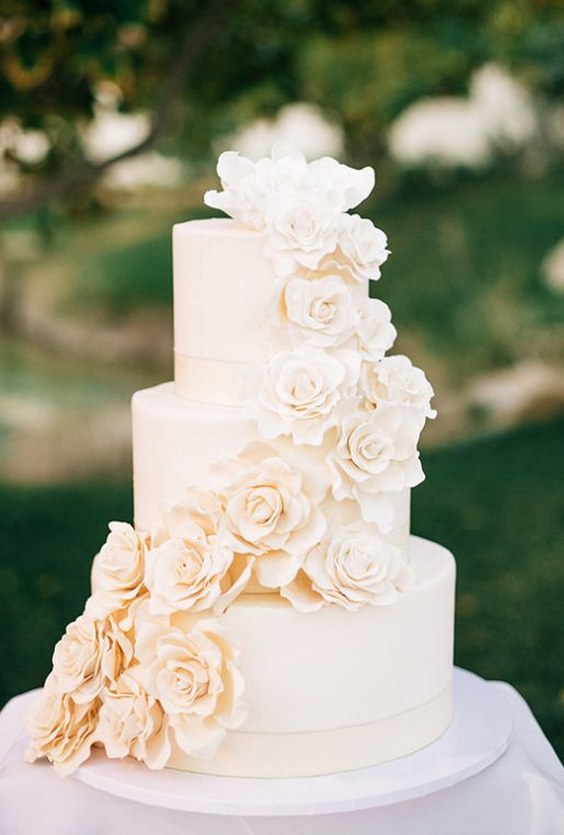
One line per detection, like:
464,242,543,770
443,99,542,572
1,681,563,835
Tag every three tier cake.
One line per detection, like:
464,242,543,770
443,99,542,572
26,143,455,778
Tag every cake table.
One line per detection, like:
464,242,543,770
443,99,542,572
2,669,563,834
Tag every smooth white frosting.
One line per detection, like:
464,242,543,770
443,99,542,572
169,536,455,776
168,686,452,777
173,219,275,404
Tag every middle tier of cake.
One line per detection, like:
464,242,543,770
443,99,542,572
132,382,411,546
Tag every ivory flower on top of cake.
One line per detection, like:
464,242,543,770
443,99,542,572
51,613,133,704
135,619,246,760
97,668,170,769
204,141,375,232
211,441,327,589
87,522,150,620
361,354,437,418
245,343,360,446
282,520,414,612
328,404,426,529
26,673,100,776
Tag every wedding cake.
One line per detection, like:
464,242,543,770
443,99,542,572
26,143,455,779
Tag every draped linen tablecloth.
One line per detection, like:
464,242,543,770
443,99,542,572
1,682,563,835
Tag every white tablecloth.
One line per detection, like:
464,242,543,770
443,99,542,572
1,682,563,835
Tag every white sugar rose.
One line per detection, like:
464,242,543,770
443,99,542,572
204,142,375,233
97,669,171,769
145,522,252,616
135,620,246,760
328,405,425,528
211,441,327,589
203,150,263,227
282,521,414,612
308,153,375,212
356,297,397,360
338,213,390,281
245,344,360,446
87,522,150,620
266,196,340,275
282,274,359,347
361,355,437,418
52,614,133,703
25,674,99,776
161,487,224,540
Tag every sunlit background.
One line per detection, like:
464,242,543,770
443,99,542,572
1,1,563,756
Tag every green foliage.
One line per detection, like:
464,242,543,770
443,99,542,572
370,168,564,375
75,232,173,316
1,418,563,757
1,0,563,200
297,27,480,157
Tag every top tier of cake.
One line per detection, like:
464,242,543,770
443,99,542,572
173,218,275,405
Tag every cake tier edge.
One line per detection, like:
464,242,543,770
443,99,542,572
168,536,455,777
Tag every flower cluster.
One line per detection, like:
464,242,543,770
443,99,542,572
207,142,435,523
26,523,247,775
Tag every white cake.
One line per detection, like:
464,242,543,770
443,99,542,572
26,143,455,779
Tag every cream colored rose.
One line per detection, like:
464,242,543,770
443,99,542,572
204,142,374,235
52,614,133,703
361,355,437,418
283,274,359,347
145,522,252,616
328,405,425,529
266,196,340,275
87,522,150,620
97,669,171,769
25,674,99,776
282,521,414,612
245,344,360,446
338,213,390,281
203,150,263,227
211,441,327,589
356,297,397,360
162,487,224,540
135,619,246,760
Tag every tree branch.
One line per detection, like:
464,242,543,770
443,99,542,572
0,0,231,220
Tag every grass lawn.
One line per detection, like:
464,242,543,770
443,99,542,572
1,417,563,758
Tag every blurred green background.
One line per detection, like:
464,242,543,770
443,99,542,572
1,1,563,757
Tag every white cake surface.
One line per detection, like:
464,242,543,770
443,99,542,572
168,536,455,777
173,219,275,404
132,382,256,531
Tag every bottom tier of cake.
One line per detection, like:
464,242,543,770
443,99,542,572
169,536,455,778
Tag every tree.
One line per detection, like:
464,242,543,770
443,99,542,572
1,0,563,218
